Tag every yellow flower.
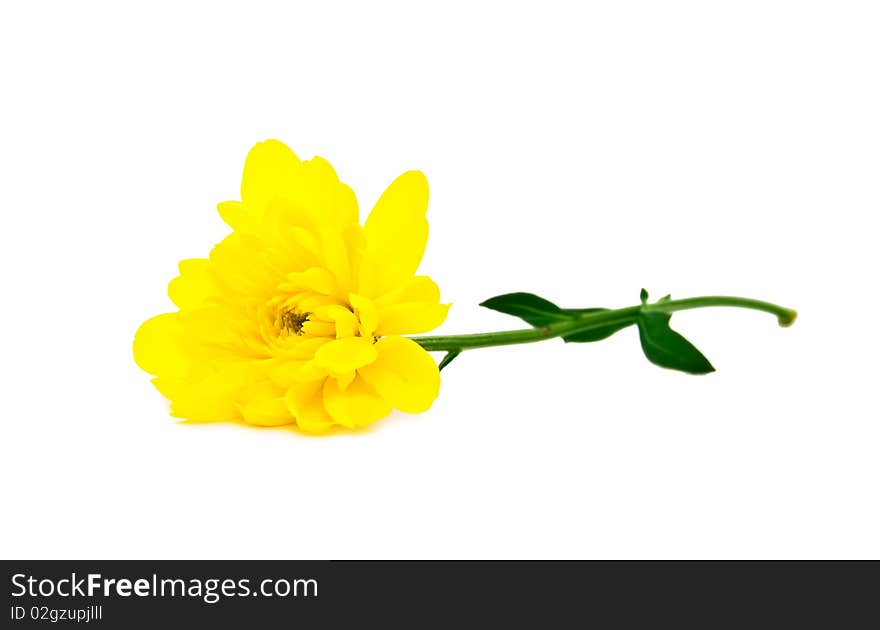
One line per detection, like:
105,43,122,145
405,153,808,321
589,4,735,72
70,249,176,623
134,140,450,433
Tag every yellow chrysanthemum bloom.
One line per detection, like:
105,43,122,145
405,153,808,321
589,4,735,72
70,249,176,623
134,140,449,433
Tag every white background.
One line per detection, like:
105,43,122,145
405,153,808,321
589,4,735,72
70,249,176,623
1,1,878,559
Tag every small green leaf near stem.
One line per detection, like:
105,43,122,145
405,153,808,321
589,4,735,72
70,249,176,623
637,310,715,374
438,350,461,371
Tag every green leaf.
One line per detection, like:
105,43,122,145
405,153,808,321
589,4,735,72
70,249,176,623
637,311,715,374
479,292,568,327
438,350,460,371
479,292,630,343
560,308,632,343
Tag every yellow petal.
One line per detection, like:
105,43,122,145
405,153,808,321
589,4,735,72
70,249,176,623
313,337,378,375
349,293,379,338
285,226,321,260
323,376,392,429
168,259,216,310
152,376,183,400
284,379,334,433
358,336,439,414
169,362,252,422
318,227,351,294
296,395,336,433
374,275,441,307
277,267,336,295
209,232,277,297
217,200,247,231
343,224,366,282
334,369,356,391
133,313,190,379
269,358,327,387
375,302,450,336
266,226,318,272
240,396,294,427
296,157,359,231
272,337,331,360
285,379,322,416
311,305,358,339
334,183,359,230
241,139,301,213
358,171,429,298
300,320,337,337
295,293,339,312
177,306,252,353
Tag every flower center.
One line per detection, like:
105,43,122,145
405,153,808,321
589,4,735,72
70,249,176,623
279,308,310,335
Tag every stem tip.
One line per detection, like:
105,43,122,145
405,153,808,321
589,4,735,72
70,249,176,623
777,310,797,327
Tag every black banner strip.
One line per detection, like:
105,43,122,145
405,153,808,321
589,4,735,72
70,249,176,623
2,560,877,628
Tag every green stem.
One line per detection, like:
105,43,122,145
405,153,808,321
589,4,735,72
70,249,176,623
410,295,796,353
